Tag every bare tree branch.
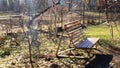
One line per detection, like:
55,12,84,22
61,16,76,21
33,0,61,19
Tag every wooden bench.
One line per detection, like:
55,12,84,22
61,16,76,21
56,19,99,58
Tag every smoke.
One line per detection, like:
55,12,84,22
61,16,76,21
28,0,38,46
29,0,35,16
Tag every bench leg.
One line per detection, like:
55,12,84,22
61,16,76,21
95,40,101,48
86,49,94,58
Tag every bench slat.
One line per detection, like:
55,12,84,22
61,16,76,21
68,27,82,34
65,19,81,26
72,34,85,44
65,22,81,32
70,32,84,40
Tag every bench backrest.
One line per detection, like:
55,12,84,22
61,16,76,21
64,19,86,47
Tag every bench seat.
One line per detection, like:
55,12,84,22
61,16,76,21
76,38,99,48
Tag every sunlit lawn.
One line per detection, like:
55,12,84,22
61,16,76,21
86,24,110,39
85,24,120,47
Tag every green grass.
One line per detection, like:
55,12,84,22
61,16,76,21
85,25,110,39
86,24,120,39
85,24,120,47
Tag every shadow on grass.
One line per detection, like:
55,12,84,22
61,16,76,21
58,57,90,68
57,54,113,68
85,54,113,68
100,39,120,55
